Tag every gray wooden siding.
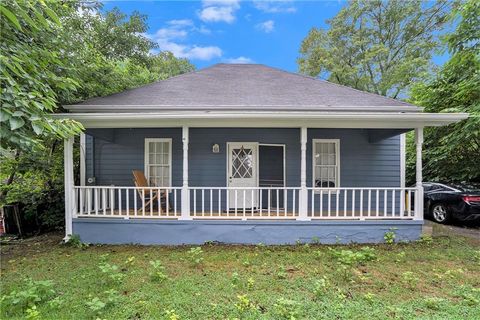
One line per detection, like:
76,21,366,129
85,128,401,188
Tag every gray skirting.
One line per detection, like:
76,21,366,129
72,218,423,245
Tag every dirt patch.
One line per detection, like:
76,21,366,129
425,220,479,242
0,232,64,261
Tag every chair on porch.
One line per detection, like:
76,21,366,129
132,170,168,214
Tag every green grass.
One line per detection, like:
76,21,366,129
1,233,479,319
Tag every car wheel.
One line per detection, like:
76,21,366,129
430,203,450,224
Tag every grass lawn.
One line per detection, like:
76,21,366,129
1,229,479,319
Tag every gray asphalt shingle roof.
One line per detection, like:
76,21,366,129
66,64,420,113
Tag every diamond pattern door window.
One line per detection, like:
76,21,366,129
232,147,253,178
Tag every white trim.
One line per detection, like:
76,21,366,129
144,138,172,188
400,133,406,188
54,112,468,129
64,137,74,240
312,139,341,188
79,133,86,187
258,143,286,187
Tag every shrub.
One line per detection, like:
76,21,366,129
0,279,56,315
149,260,169,282
273,298,301,319
384,228,397,244
65,234,89,249
187,247,204,266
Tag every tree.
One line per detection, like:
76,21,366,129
406,0,480,184
0,0,83,152
0,0,195,234
298,0,451,98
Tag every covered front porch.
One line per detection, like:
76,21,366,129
67,126,424,221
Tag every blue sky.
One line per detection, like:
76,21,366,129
103,0,447,72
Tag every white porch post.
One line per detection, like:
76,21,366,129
79,133,86,186
64,137,75,240
298,127,310,220
414,128,424,220
180,126,192,220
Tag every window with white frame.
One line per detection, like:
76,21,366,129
313,139,340,188
145,138,172,187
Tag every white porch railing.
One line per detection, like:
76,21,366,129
307,187,417,219
73,186,419,220
189,187,301,219
75,186,182,218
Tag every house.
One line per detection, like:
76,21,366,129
58,64,468,244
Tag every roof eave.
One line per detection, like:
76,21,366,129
53,111,468,129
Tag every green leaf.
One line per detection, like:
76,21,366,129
43,5,60,25
9,117,25,130
31,122,44,135
0,5,22,31
0,109,11,122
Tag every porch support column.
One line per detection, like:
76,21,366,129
298,127,310,220
414,128,424,221
79,133,86,186
180,126,192,220
64,137,75,240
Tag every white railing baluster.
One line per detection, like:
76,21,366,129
259,189,263,216
368,189,371,217
79,188,84,215
194,189,197,216
118,188,122,216
210,189,213,216
392,190,396,217
283,189,287,217
400,189,405,218
327,190,331,217
352,189,356,217
251,189,255,216
360,189,363,218
174,189,178,216
267,189,271,217
344,189,347,217
94,188,98,216
376,189,379,217
142,189,145,216
311,189,315,217
243,189,246,218
218,189,221,216
235,189,238,217
336,190,339,217
202,189,205,216
126,189,129,218
276,189,279,216
292,189,296,215
384,190,387,217
166,189,170,216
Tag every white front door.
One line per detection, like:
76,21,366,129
227,142,258,209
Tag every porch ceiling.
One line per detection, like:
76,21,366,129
55,111,468,129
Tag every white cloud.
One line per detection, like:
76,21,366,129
199,0,240,23
253,0,296,13
149,19,222,61
256,20,275,33
224,56,254,64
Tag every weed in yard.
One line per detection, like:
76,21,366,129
86,289,120,315
273,298,301,319
423,297,445,310
164,309,180,320
474,250,480,264
276,266,288,279
231,272,240,288
98,261,125,284
247,277,255,290
384,228,397,244
311,236,320,244
395,251,406,263
0,279,56,316
65,234,89,249
25,305,40,320
187,247,204,266
329,247,377,267
125,256,135,265
235,294,256,313
149,260,169,282
312,276,330,300
242,259,251,267
401,271,419,289
419,234,433,244
363,292,376,304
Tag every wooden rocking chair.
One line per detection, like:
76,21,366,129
132,170,167,214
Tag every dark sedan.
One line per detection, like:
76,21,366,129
423,182,480,224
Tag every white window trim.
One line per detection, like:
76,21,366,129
144,138,172,188
312,139,340,188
